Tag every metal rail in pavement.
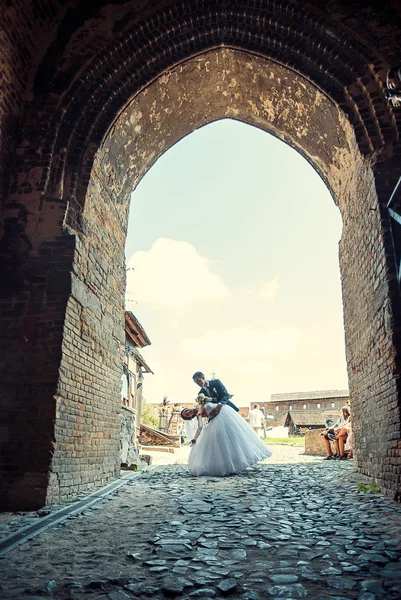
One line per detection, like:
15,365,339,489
0,468,154,556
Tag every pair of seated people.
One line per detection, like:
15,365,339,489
321,405,352,460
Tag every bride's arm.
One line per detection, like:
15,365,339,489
190,412,204,445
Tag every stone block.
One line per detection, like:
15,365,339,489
305,429,335,456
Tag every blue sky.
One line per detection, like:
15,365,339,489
125,119,348,406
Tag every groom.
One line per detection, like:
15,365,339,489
192,372,239,412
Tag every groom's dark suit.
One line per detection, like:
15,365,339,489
200,379,239,412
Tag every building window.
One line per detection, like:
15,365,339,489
331,402,335,408
317,403,321,409
303,404,306,409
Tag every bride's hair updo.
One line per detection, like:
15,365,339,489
181,407,197,421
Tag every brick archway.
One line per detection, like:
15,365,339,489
1,1,401,508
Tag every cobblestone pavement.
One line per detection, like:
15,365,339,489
1,457,401,600
145,443,321,467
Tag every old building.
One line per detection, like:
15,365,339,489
120,311,153,468
1,1,401,508
261,390,349,419
284,410,341,437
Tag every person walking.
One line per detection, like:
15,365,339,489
249,404,265,438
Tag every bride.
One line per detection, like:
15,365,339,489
181,396,271,477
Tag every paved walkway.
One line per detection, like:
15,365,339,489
1,450,401,599
144,442,320,467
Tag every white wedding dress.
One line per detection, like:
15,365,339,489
188,402,272,477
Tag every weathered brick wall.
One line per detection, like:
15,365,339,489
0,1,72,508
46,159,130,503
340,157,401,500
0,1,32,204
0,185,77,509
0,1,68,208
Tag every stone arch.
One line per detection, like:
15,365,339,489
1,1,401,509
11,1,400,207
59,49,397,504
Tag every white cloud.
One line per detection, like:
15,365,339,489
126,238,229,309
182,326,301,360
260,277,279,298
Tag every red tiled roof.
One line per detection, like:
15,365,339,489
125,311,151,347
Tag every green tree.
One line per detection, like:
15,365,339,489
141,401,159,428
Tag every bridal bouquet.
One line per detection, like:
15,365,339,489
196,393,207,406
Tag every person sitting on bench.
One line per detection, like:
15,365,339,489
333,414,352,460
321,405,350,460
